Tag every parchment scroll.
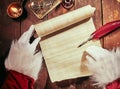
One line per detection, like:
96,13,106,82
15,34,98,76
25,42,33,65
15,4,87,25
34,5,101,82
35,5,95,37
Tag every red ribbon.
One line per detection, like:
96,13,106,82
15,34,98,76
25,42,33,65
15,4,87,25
106,78,120,89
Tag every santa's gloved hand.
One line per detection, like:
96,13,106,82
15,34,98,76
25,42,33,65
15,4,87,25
85,46,120,89
5,25,43,80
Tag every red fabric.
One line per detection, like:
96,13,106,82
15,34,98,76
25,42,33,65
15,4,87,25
1,70,34,89
106,78,120,89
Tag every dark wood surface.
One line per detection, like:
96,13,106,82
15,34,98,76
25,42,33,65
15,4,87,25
0,0,120,89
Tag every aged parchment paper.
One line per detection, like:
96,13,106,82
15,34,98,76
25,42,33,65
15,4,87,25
35,5,101,82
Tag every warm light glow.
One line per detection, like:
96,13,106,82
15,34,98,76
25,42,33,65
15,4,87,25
7,2,23,18
117,0,120,3
30,2,35,6
11,7,18,13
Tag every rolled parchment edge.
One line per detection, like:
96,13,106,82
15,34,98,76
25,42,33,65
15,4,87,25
34,5,96,37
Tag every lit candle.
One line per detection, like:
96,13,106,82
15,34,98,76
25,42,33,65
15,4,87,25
11,7,18,13
7,2,23,18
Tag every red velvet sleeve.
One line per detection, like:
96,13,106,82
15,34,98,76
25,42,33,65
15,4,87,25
1,70,34,89
106,78,120,89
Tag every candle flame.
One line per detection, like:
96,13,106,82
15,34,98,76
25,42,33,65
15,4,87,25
11,7,18,13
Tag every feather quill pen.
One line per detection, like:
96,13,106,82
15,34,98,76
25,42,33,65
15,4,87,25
78,20,120,47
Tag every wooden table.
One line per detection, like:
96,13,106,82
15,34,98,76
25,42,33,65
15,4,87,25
0,0,120,89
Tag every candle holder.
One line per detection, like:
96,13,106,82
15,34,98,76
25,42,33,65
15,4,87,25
7,2,23,18
62,0,74,9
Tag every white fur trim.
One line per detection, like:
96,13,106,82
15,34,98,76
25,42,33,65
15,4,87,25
85,46,120,88
5,41,43,80
5,25,43,80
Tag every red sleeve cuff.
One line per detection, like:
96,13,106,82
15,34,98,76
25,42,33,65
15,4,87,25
106,78,120,89
1,70,34,89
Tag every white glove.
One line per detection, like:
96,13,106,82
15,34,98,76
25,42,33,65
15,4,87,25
85,46,120,88
5,25,43,80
